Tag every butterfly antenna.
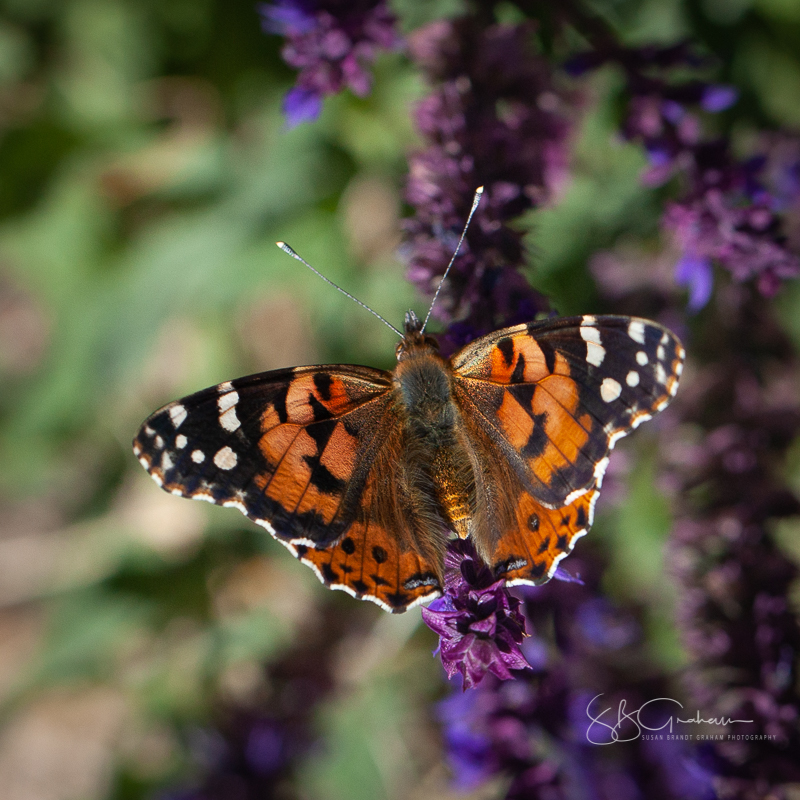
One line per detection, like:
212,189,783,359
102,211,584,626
421,186,484,333
276,242,403,337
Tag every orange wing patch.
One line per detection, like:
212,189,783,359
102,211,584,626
491,487,597,585
454,375,603,509
288,517,442,612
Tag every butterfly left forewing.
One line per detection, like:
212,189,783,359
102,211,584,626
133,366,392,539
452,314,684,583
133,365,444,611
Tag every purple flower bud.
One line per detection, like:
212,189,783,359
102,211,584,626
282,86,323,126
701,84,738,112
259,1,317,35
675,253,714,310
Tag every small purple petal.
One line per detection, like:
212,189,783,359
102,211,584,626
701,84,738,113
258,1,317,35
552,565,584,584
245,722,286,774
282,86,323,127
675,253,714,311
646,147,672,167
661,99,685,124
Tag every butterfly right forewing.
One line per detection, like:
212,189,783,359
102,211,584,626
451,314,684,583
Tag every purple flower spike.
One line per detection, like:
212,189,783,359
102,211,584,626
422,540,530,689
261,0,400,125
675,252,714,310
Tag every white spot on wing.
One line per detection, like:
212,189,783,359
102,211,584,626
190,492,216,504
214,446,237,470
176,434,188,449
657,345,666,361
636,351,648,366
218,391,239,412
628,320,646,344
218,391,241,432
161,451,174,471
169,404,187,428
219,406,241,432
218,381,234,393
191,449,205,464
580,324,605,367
626,370,640,387
655,363,667,385
600,377,622,403
586,342,605,367
154,435,164,449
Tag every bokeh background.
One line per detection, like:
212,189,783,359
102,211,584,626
1,0,800,798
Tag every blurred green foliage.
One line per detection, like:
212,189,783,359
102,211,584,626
1,0,799,798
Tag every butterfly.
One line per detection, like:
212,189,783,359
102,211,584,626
133,305,683,612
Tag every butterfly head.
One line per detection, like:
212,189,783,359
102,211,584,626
396,310,440,362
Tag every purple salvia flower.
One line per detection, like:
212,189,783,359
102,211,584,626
664,187,800,296
422,540,529,689
572,40,800,298
260,0,400,126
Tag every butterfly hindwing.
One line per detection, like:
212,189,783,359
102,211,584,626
490,487,599,585
133,365,444,610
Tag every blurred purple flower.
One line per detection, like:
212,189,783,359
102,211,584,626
572,40,800,298
260,0,400,126
422,539,529,689
282,86,323,125
437,687,499,789
259,0,316,34
675,253,713,310
664,187,800,296
701,84,738,112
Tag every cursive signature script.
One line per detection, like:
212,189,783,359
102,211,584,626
585,694,754,745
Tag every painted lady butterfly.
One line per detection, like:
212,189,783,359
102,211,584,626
133,303,683,612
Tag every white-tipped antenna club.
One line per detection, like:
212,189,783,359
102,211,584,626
421,186,484,333
275,242,403,337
